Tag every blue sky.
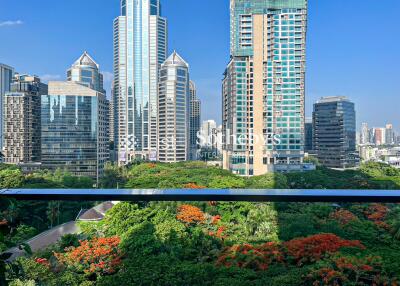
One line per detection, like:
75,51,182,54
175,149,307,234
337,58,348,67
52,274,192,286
1,0,399,131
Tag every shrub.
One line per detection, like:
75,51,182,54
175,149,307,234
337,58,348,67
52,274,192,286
284,234,365,265
54,236,122,275
217,242,284,271
176,205,205,225
330,209,358,225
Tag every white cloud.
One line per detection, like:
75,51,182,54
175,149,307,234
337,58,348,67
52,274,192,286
40,74,61,82
102,71,114,83
0,20,23,27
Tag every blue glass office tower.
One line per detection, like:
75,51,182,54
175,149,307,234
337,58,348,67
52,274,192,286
313,96,359,169
223,0,308,175
42,55,109,181
41,82,109,181
0,63,14,152
114,0,167,163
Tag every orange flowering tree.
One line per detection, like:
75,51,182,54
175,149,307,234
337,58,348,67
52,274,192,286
306,267,347,286
364,204,390,229
284,234,365,265
217,242,284,271
306,256,398,286
330,209,358,225
183,183,206,189
216,234,365,271
176,204,205,225
54,236,122,275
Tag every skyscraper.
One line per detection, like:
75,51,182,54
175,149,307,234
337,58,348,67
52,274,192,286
41,54,109,181
189,80,201,160
386,124,394,145
114,0,167,164
304,117,313,152
200,120,218,148
0,63,14,151
4,74,47,165
222,0,308,176
360,123,369,145
109,80,115,143
157,52,190,163
313,96,358,169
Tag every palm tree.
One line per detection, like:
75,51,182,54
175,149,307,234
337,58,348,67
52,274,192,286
4,201,19,232
46,201,60,228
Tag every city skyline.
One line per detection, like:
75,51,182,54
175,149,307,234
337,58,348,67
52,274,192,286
1,0,399,131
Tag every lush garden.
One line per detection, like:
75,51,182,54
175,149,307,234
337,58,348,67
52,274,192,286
1,161,400,285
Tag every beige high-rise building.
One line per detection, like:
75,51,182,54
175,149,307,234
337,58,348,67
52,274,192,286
222,0,308,176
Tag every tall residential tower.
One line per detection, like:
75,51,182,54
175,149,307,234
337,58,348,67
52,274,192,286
222,0,308,175
4,74,47,165
113,0,167,163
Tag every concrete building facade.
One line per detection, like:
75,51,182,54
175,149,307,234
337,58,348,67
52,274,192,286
3,74,47,165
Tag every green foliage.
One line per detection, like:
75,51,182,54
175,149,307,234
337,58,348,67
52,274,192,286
9,257,57,286
0,168,24,188
59,234,81,250
4,162,400,285
10,225,38,245
9,279,36,286
247,173,288,189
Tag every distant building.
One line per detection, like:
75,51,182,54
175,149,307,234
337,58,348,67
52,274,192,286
114,0,168,163
0,63,14,151
304,118,313,153
214,125,223,155
396,134,400,145
200,120,217,148
386,124,395,145
157,52,190,163
109,81,117,162
3,74,47,165
373,128,386,146
313,96,358,169
109,81,115,143
360,123,369,145
189,80,201,160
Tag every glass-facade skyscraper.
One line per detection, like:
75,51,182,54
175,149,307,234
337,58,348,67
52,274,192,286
222,0,308,175
313,96,358,169
158,52,190,163
0,63,14,152
189,80,201,160
41,82,109,181
41,55,108,181
114,0,167,163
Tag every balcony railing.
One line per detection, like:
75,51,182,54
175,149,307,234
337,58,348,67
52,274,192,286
2,188,400,202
